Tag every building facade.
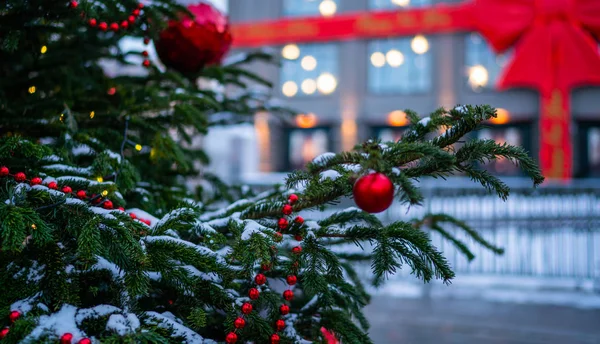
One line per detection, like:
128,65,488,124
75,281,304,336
228,0,600,179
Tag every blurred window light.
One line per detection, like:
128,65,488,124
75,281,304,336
370,52,386,67
465,33,511,92
282,81,298,97
368,38,432,94
411,35,429,55
301,79,317,94
369,0,430,9
282,44,300,60
316,73,337,94
301,55,317,71
288,128,330,171
283,0,338,17
280,43,339,97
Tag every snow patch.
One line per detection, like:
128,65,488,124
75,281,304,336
146,311,216,343
312,152,336,166
320,170,341,181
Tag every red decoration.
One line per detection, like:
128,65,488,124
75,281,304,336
103,200,113,209
110,22,119,32
294,216,304,224
274,232,283,242
137,2,144,9
30,177,42,186
353,173,394,213
288,194,298,204
283,290,293,301
248,287,260,300
0,327,8,339
121,20,129,29
107,87,116,95
118,207,125,211
234,317,246,329
69,1,78,8
143,37,150,45
321,327,340,344
89,18,97,27
62,186,72,193
60,333,73,344
0,166,9,176
128,15,136,23
270,334,281,344
275,319,286,331
241,302,253,314
9,310,20,322
142,219,151,225
254,273,267,285
279,304,290,315
282,204,293,215
142,59,151,67
99,22,108,31
294,235,302,241
155,2,232,75
278,218,288,230
261,263,271,271
78,339,91,344
225,332,238,344
14,172,26,182
133,9,141,17
286,275,297,285
129,213,137,219
142,51,149,57
292,246,302,254
76,190,87,199
48,181,58,190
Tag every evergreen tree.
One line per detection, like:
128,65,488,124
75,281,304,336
0,1,544,343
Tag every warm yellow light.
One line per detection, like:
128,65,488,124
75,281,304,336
296,113,318,128
370,52,385,67
28,86,36,94
411,35,429,54
90,111,95,119
316,73,337,95
282,81,298,97
31,224,37,230
468,65,489,88
301,55,317,71
301,79,317,94
282,44,300,60
135,144,143,151
102,190,109,196
41,46,48,54
386,49,405,67
490,108,510,125
391,0,410,6
319,0,337,17
387,110,409,127
96,176,104,183
60,114,65,122
150,148,156,159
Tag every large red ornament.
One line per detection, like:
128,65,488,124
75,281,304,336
155,2,232,75
352,172,394,213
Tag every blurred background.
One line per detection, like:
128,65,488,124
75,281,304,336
138,0,600,342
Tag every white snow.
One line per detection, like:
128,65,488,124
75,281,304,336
341,164,362,172
319,170,341,181
146,311,216,343
76,305,120,324
144,236,225,264
43,164,92,175
127,208,159,224
106,313,140,335
11,293,41,314
72,144,94,156
182,265,221,283
154,208,195,230
105,150,122,162
454,105,468,113
24,305,85,342
392,167,401,175
91,256,124,278
41,154,61,162
241,221,270,240
312,152,336,166
418,116,431,126
301,295,319,311
89,207,117,221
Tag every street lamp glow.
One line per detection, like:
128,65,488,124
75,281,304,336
282,81,298,97
468,65,489,89
282,44,300,60
301,79,317,94
411,35,429,54
319,0,337,17
370,51,385,67
386,49,404,67
316,73,337,94
301,55,317,71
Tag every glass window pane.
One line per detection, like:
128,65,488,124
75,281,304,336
283,0,339,17
464,33,510,91
280,43,339,97
289,129,330,170
368,37,432,94
369,0,430,10
587,127,600,176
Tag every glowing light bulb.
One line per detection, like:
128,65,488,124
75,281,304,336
411,35,429,54
301,55,317,71
385,49,404,67
281,44,300,60
319,0,337,17
28,86,36,94
391,0,410,6
468,65,489,89
296,113,318,128
60,114,65,122
31,224,37,229
282,81,298,97
387,110,409,127
96,176,104,183
135,144,143,151
90,111,95,119
102,190,108,196
490,108,510,125
316,73,337,95
301,79,317,94
370,52,385,67
41,46,48,54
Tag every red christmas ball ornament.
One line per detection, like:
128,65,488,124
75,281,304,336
48,181,58,190
282,204,293,215
142,51,149,57
275,319,286,331
274,232,283,243
9,310,20,322
294,235,303,241
225,332,237,344
143,219,151,225
278,218,288,230
60,333,73,344
14,172,26,182
143,37,150,44
128,15,136,23
283,290,294,301
279,304,290,315
0,327,8,339
288,194,299,204
292,246,302,254
234,317,246,329
286,275,297,285
129,213,137,219
76,190,86,199
270,333,281,344
121,20,129,29
142,59,151,67
89,18,97,27
62,186,72,194
118,207,125,211
103,200,113,209
99,22,108,31
78,339,91,344
132,9,141,16
69,1,78,8
0,166,9,176
155,2,232,75
241,302,253,314
248,287,260,300
137,2,144,9
30,177,42,186
352,172,394,213
254,273,267,285
294,216,304,224
110,22,119,32
107,87,116,95
261,263,271,271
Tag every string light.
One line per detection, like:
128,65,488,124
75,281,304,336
135,144,142,151
41,46,48,54
96,176,104,183
90,111,95,119
282,81,298,97
102,190,108,196
60,114,65,122
281,44,300,60
31,224,37,230
370,52,385,67
150,148,156,159
411,35,429,54
386,49,404,67
301,79,317,94
316,73,337,94
28,86,36,94
300,55,317,71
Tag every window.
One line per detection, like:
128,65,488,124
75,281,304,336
280,43,339,97
476,124,531,176
373,126,407,142
287,128,331,171
579,123,600,177
464,33,510,91
369,0,430,10
368,37,432,94
283,0,339,17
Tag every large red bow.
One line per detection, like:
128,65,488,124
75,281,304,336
470,0,600,180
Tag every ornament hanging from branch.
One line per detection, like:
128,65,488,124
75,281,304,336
352,172,394,213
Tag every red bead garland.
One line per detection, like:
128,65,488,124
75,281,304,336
241,302,253,315
79,339,92,344
30,177,42,186
254,273,266,285
76,190,87,199
292,246,302,254
286,275,297,286
288,194,299,204
60,333,73,344
103,200,113,209
279,304,290,315
271,333,281,344
294,216,304,224
62,186,72,193
248,288,260,300
282,204,293,215
283,289,293,301
89,18,97,27
48,181,58,190
14,172,26,182
278,218,288,230
9,310,20,323
76,2,143,33
275,319,286,331
0,166,9,177
234,317,246,329
0,327,9,339
99,22,108,31
225,332,238,344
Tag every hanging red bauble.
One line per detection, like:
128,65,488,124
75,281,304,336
60,333,73,344
69,1,78,8
292,246,302,254
0,327,8,339
14,172,26,182
282,204,293,215
48,181,58,190
76,190,86,199
62,186,72,194
9,310,20,322
30,177,42,186
133,9,141,17
103,200,113,209
278,218,288,230
283,290,293,301
121,20,129,29
0,166,9,176
234,317,246,329
294,216,304,224
248,287,260,300
99,22,108,31
78,339,91,344
155,2,232,75
128,15,136,23
271,334,281,344
254,273,267,285
279,304,290,315
225,332,238,344
286,275,297,285
288,194,299,204
275,319,286,331
89,18,97,27
241,302,253,314
352,172,394,213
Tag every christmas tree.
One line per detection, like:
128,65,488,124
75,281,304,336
0,1,544,343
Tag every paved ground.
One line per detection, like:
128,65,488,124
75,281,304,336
364,296,600,344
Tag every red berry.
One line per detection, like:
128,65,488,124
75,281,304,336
142,59,150,67
241,302,253,314
138,3,144,9
128,15,136,23
60,333,73,344
255,273,267,285
279,304,290,315
143,37,150,44
30,177,42,186
275,319,286,331
283,290,293,301
292,246,302,254
132,9,140,16
294,235,303,241
121,20,129,29
110,22,119,32
107,87,116,95
234,317,246,329
79,339,91,344
69,1,78,8
99,22,108,31
9,310,20,322
129,213,137,219
48,181,58,190
103,200,113,209
89,18,97,27
286,275,297,285
0,327,8,339
0,166,9,176
261,263,271,271
225,332,237,344
274,232,283,242
294,216,304,224
288,194,299,204
142,219,151,225
118,207,125,211
76,190,86,199
271,333,281,344
248,287,260,300
142,51,149,57
278,218,288,230
282,204,293,215
62,186,72,194
14,172,26,182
